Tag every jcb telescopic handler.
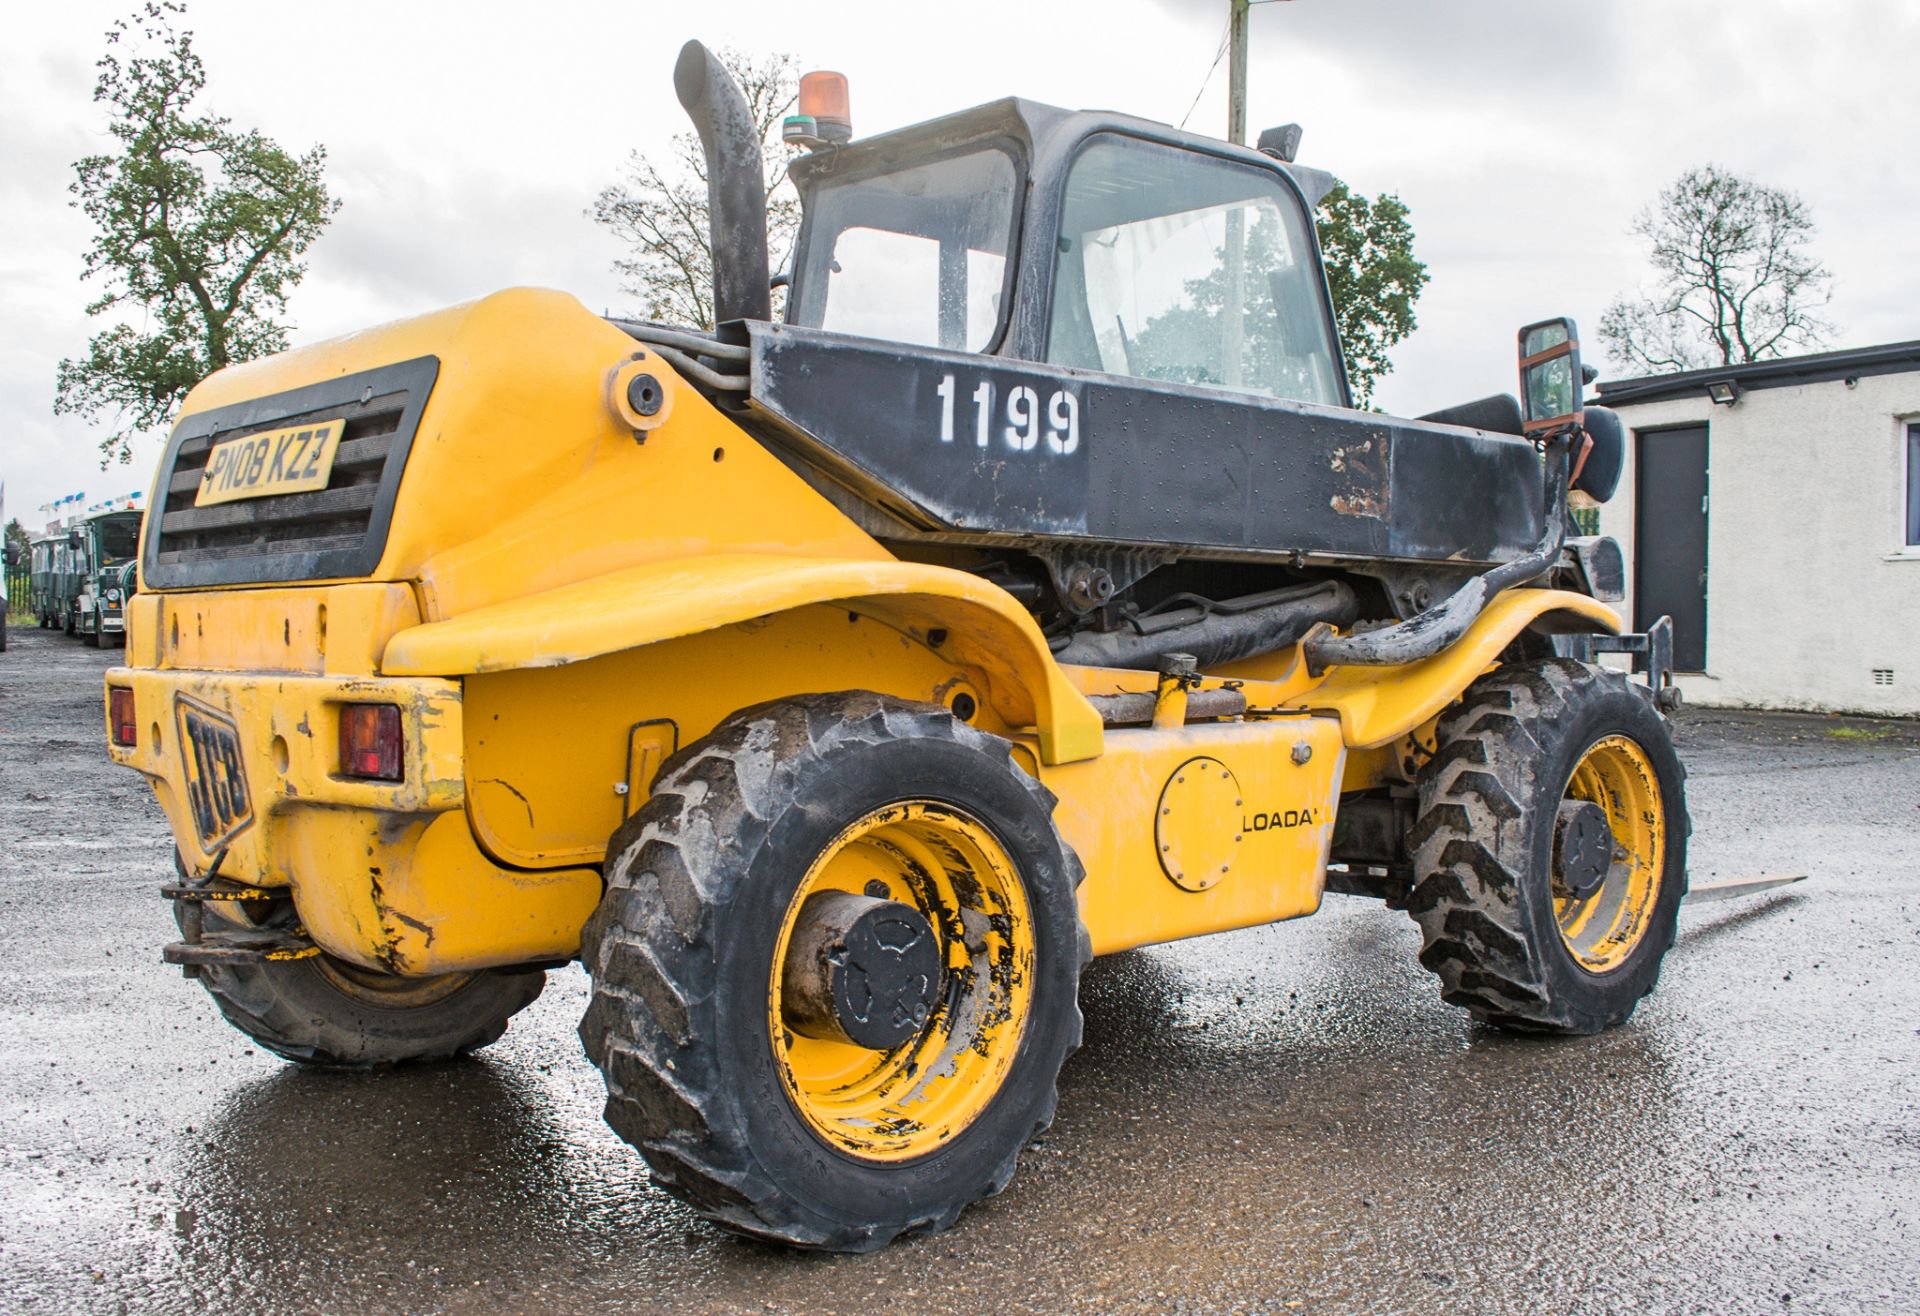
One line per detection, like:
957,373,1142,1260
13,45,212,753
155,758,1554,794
108,42,1687,1250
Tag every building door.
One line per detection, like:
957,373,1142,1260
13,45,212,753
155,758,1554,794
1634,426,1709,671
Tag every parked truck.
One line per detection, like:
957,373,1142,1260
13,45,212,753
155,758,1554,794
106,43,1684,1251
42,509,141,646
28,530,75,633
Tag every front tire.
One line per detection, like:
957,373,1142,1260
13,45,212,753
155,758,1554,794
1407,659,1688,1035
579,692,1090,1252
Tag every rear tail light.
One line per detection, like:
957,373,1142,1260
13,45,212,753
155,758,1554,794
108,687,137,747
339,703,404,781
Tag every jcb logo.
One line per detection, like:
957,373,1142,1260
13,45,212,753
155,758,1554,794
178,698,252,848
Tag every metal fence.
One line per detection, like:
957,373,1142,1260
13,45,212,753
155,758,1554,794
5,568,29,617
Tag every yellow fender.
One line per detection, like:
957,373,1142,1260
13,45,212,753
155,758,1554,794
1290,588,1622,748
381,552,1105,764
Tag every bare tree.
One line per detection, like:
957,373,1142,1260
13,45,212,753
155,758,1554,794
590,50,800,329
1600,165,1834,375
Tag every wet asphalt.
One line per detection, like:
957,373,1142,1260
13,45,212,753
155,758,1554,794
2,622,1917,1314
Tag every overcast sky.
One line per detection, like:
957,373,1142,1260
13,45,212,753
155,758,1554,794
4,0,1915,529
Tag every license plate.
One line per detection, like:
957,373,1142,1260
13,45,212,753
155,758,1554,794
195,419,346,507
177,697,253,849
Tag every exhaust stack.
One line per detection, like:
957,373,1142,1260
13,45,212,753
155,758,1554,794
673,40,772,325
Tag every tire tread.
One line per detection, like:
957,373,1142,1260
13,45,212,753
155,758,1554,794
578,691,1089,1251
1406,659,1688,1034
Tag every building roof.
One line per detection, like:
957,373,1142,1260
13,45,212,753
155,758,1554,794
1594,338,1920,407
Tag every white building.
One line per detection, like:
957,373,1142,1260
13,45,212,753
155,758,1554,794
1592,341,1920,718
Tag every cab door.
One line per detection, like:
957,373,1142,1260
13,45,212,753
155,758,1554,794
1042,134,1347,409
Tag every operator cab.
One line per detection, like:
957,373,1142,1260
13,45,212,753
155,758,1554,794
82,511,141,570
783,98,1349,409
645,41,1624,654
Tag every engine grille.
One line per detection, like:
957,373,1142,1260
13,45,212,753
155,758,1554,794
143,357,439,588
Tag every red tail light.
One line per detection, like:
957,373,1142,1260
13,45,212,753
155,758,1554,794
109,687,137,747
339,703,404,781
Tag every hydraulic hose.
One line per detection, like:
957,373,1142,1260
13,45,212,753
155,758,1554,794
610,322,752,392
1053,580,1358,671
1303,440,1572,674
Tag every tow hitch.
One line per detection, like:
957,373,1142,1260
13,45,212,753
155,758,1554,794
161,877,318,975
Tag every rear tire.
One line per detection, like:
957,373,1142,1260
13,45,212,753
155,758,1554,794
1407,659,1688,1035
579,691,1090,1252
175,903,546,1067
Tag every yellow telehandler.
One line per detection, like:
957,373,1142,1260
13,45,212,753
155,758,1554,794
107,42,1687,1250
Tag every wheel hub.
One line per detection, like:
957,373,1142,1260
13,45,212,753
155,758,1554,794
780,890,941,1050
1552,799,1613,902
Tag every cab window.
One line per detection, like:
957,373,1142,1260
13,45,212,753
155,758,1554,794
1046,136,1342,406
790,147,1018,353
96,519,138,565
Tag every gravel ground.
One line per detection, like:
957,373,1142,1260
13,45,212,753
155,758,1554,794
2,622,1917,1314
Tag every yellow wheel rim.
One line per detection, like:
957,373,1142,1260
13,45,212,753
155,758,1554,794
1555,735,1667,973
768,801,1033,1162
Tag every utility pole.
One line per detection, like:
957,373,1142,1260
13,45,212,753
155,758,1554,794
1222,0,1253,385
1228,0,1250,146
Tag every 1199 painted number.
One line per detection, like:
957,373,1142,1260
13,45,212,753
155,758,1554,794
935,374,1080,455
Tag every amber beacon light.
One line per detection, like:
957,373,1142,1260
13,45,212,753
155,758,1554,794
783,71,853,149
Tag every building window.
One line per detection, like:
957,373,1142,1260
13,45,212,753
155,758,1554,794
1908,423,1920,547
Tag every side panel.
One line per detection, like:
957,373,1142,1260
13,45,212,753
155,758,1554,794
280,809,599,976
462,606,990,867
745,322,1544,565
1031,715,1346,956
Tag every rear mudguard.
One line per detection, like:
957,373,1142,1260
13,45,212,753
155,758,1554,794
382,552,1106,765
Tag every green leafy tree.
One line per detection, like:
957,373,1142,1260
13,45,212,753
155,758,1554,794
56,2,339,462
1600,165,1834,374
1128,211,1325,397
589,49,801,329
5,518,29,561
1314,181,1428,407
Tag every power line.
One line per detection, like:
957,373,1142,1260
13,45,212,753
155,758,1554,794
1178,16,1233,131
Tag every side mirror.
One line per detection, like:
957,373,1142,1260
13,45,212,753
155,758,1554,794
69,530,84,550
3,543,18,568
1517,316,1585,438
